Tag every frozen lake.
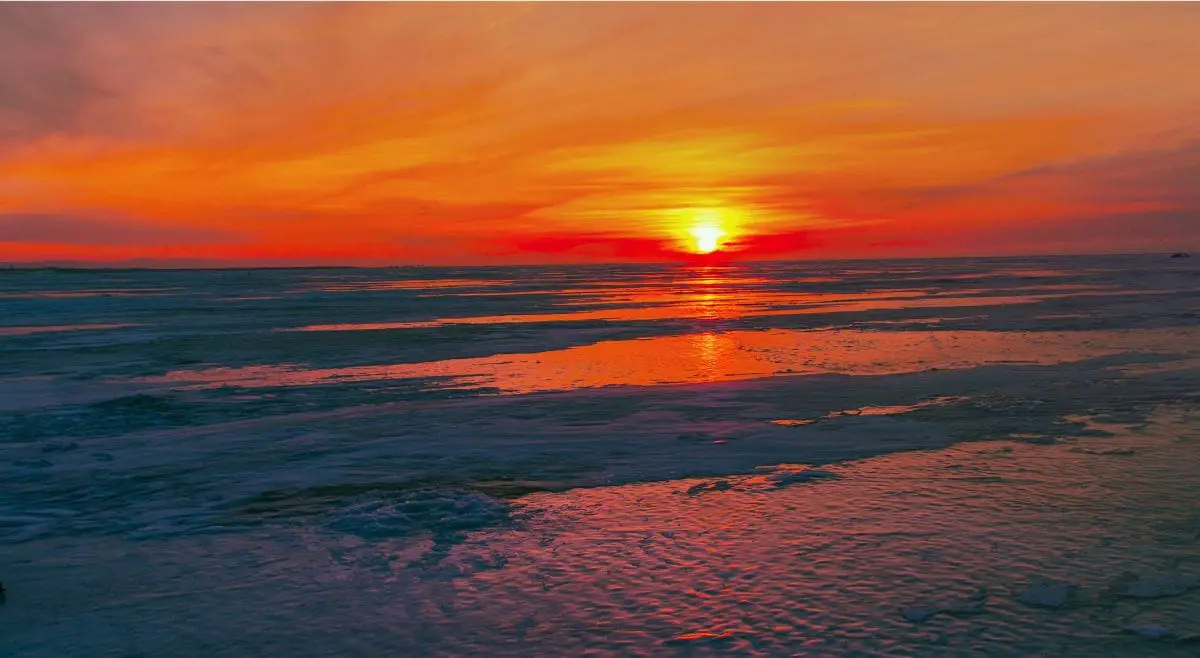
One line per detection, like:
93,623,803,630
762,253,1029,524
2,254,1199,656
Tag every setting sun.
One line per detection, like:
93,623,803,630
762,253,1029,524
683,208,733,254
688,225,727,254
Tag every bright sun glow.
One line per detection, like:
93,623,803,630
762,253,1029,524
686,207,729,254
688,225,727,254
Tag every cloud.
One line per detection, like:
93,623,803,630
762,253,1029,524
0,6,112,143
0,213,237,246
3,4,1200,262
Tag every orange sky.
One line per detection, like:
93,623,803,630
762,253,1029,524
2,3,1199,265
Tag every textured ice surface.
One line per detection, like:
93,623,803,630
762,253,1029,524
1122,621,1200,642
324,489,512,543
1017,582,1080,609
2,255,1199,655
2,406,1199,657
1124,573,1200,599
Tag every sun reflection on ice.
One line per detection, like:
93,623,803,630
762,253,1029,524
696,331,722,377
135,328,1184,395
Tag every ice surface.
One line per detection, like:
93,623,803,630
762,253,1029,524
1017,582,1079,609
0,323,135,336
1124,573,1200,599
324,489,512,543
3,406,1199,657
901,592,987,623
2,256,1198,544
764,467,840,487
1122,622,1200,642
2,255,1199,655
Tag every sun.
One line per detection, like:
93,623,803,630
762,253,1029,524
688,225,727,254
682,208,732,254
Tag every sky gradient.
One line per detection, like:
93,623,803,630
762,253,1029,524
2,3,1199,265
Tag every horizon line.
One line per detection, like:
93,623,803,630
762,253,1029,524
0,249,1188,272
